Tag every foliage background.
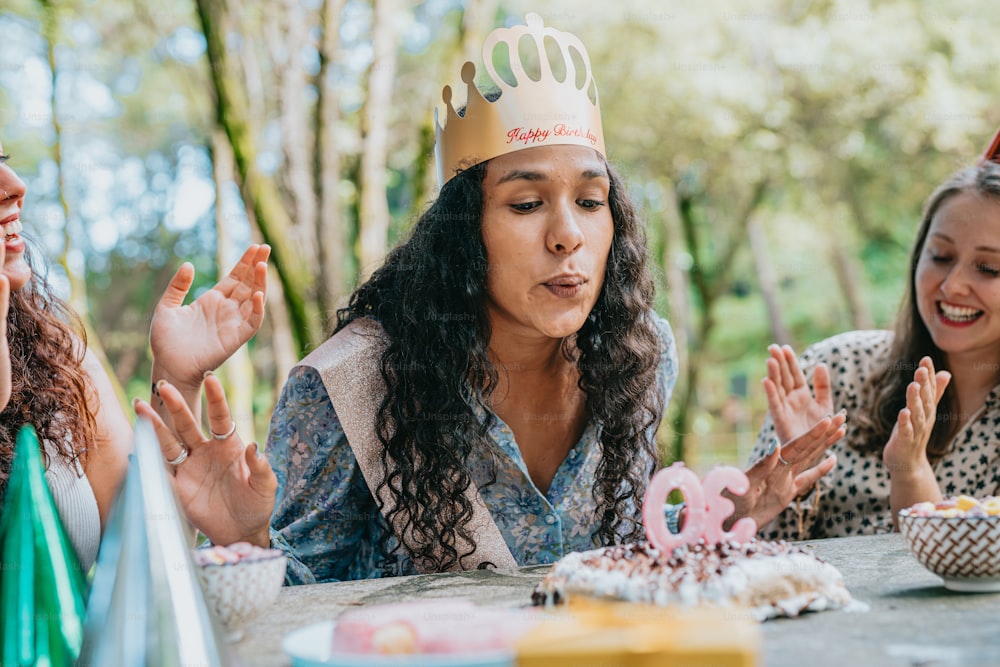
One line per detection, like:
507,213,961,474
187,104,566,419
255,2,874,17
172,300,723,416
0,0,997,470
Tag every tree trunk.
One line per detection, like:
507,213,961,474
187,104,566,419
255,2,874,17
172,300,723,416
315,0,348,325
669,180,767,463
266,264,299,399
657,182,689,463
830,238,874,329
39,0,126,408
459,0,500,62
843,168,892,246
272,0,319,271
669,187,707,465
233,0,266,128
212,129,257,442
357,0,399,279
407,0,500,220
195,0,323,356
747,214,791,346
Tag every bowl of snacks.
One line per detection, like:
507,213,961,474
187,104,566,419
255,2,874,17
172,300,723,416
898,495,1000,592
193,542,287,640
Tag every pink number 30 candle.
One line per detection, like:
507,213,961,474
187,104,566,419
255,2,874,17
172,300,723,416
642,462,757,554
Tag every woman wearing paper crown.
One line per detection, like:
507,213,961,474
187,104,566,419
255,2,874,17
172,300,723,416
0,139,269,571
137,14,841,583
735,130,1000,540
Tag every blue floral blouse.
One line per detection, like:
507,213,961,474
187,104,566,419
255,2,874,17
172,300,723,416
265,315,678,585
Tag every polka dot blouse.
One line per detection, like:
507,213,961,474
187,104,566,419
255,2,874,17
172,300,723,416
751,330,1000,541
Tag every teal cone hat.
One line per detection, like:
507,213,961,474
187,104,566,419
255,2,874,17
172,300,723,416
0,425,87,666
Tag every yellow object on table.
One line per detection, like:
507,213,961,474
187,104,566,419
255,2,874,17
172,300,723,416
982,497,1000,516
955,495,980,511
516,600,760,667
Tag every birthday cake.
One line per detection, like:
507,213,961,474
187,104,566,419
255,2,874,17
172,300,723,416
532,462,858,621
532,538,855,621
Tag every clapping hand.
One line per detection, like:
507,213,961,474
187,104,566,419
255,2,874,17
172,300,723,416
730,412,847,529
762,344,834,446
150,244,269,393
883,357,950,480
134,374,277,547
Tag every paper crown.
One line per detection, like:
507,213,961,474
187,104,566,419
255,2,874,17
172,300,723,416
982,128,1000,165
434,13,606,187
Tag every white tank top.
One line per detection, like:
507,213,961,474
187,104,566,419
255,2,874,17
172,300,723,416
45,451,101,572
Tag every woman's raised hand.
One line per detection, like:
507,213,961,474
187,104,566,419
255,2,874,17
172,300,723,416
762,344,834,445
134,373,277,547
729,412,847,529
883,357,950,492
149,244,269,393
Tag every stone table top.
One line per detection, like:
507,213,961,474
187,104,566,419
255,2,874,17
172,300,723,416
234,533,1000,666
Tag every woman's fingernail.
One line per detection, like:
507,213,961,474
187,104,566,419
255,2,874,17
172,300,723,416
766,437,778,455
155,379,167,390
203,370,214,379
131,397,140,409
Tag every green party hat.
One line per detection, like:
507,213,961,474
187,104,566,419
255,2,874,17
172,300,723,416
0,424,87,666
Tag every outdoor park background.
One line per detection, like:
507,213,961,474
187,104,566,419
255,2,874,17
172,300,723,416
1,0,998,471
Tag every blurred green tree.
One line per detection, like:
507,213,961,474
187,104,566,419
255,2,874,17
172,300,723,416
1,0,998,466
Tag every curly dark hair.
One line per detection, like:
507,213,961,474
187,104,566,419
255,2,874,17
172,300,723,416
856,161,1000,460
0,245,96,501
336,156,664,572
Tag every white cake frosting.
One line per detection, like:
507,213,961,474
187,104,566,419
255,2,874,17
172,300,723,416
532,539,856,621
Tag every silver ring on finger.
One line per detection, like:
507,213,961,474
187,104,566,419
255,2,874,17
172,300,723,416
777,450,790,465
210,420,237,440
166,447,189,466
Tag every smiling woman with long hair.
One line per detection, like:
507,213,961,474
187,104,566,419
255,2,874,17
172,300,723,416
743,138,1000,541
0,241,110,574
0,141,270,571
0,245,98,493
